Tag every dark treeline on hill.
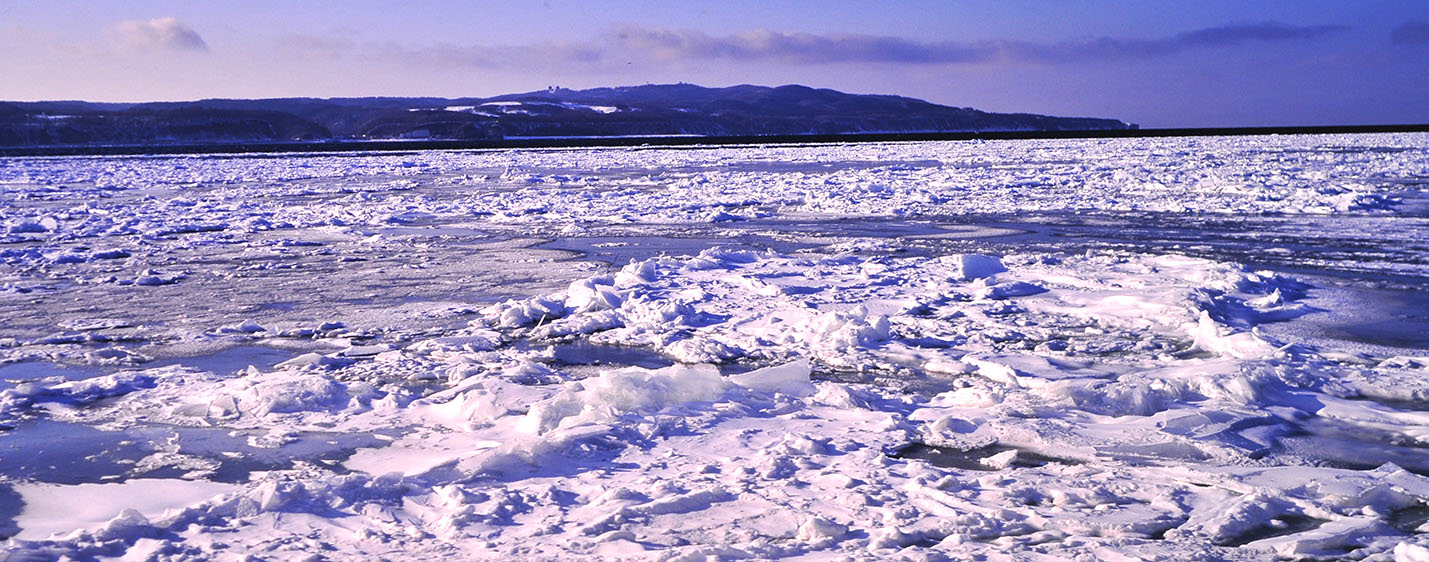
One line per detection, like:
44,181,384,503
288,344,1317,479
0,84,1134,147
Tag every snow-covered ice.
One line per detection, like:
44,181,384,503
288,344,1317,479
1,134,1428,559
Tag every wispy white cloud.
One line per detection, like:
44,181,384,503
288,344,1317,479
606,22,1347,65
276,33,600,69
606,26,993,64
388,42,603,68
276,21,1346,72
107,17,209,53
277,33,358,60
1007,22,1347,62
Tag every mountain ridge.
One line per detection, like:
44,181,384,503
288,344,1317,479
0,83,1134,147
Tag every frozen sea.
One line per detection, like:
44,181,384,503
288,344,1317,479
1,134,1428,560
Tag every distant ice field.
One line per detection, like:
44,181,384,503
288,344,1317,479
0,134,1427,559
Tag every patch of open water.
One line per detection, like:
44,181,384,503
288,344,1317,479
0,345,296,390
0,418,394,485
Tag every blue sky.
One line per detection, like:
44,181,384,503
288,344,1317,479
2,0,1426,127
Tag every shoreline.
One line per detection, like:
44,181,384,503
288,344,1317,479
3,123,1428,157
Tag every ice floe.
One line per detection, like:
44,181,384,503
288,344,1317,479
1,134,1428,559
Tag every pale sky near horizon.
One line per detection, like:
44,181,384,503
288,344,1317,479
2,0,1427,127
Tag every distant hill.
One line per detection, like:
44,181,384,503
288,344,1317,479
0,84,1133,147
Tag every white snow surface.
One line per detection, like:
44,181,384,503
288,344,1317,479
1,134,1428,560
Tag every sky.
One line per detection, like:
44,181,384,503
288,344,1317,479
1,0,1427,128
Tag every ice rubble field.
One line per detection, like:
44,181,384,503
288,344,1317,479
0,134,1428,560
